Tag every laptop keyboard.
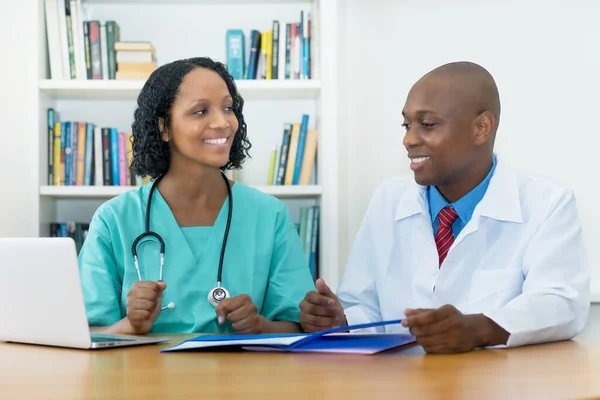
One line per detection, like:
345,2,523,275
91,333,134,343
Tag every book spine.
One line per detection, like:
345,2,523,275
101,127,111,185
292,114,309,185
89,21,102,79
64,1,76,79
271,21,279,80
110,128,119,185
94,126,103,185
309,206,319,279
76,122,86,185
71,122,78,185
226,29,245,80
105,21,118,79
47,109,55,185
118,132,127,185
99,23,109,80
285,24,291,79
276,123,291,185
64,122,72,186
53,122,61,186
60,122,66,185
267,147,277,185
284,123,300,185
84,123,94,185
83,21,91,79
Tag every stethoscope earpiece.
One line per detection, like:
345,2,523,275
132,172,233,311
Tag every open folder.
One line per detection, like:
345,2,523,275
161,320,415,355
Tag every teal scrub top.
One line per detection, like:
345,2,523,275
77,181,316,333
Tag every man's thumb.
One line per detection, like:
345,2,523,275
315,278,334,297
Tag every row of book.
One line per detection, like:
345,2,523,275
294,205,320,280
44,1,156,80
226,11,313,81
47,109,142,187
267,114,318,186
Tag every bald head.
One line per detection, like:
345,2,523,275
418,61,501,134
401,62,500,194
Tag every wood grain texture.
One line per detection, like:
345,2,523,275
1,336,599,399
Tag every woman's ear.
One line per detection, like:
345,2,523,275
159,117,169,142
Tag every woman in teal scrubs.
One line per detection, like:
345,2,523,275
78,57,316,335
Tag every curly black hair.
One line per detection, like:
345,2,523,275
130,56,251,179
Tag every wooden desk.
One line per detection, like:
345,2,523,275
1,336,599,399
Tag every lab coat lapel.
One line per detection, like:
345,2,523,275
451,156,523,249
394,183,434,246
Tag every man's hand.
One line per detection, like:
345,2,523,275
299,279,346,332
215,294,262,334
125,280,167,334
401,304,509,354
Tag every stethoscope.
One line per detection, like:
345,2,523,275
131,171,232,310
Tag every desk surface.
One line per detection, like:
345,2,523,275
1,336,599,400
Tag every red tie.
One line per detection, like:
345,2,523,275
435,207,459,266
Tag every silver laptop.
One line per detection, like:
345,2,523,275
0,237,169,349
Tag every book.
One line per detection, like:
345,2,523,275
161,320,415,355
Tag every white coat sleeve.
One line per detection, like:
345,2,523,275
483,188,590,347
336,192,384,332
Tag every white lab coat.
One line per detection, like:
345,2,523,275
337,156,590,347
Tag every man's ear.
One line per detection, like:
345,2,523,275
473,111,494,146
159,117,169,142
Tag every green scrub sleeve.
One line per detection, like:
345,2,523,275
77,218,123,327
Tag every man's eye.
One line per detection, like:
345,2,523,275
422,123,436,128
194,109,207,115
401,123,411,131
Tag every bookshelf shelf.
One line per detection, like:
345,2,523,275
38,79,322,101
39,185,323,199
83,0,312,4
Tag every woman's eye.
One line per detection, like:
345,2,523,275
422,122,436,128
224,106,234,112
401,123,411,131
194,109,207,115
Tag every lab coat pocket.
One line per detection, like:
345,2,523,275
468,268,523,305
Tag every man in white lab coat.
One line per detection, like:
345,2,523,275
299,61,590,353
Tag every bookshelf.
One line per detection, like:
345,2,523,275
33,0,341,289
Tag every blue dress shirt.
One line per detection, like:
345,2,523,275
428,156,497,238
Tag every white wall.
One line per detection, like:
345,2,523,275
0,0,40,237
340,0,600,297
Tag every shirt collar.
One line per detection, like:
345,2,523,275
427,155,497,224
395,154,522,224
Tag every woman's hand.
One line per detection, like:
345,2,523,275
215,294,263,334
125,280,167,334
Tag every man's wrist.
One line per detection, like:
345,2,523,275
467,313,510,349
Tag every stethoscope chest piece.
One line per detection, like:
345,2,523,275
208,285,230,307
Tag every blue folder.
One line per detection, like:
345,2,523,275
161,320,415,355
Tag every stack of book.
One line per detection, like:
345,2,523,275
47,108,145,187
44,1,154,81
115,42,156,80
226,10,313,80
267,114,318,186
